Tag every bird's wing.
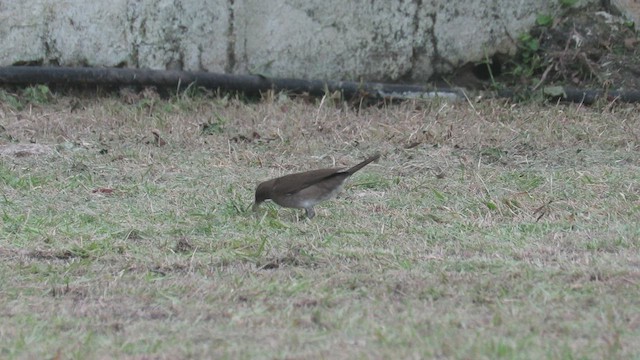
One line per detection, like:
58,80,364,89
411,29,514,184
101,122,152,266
273,168,348,195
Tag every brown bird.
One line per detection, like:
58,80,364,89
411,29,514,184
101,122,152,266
253,154,380,219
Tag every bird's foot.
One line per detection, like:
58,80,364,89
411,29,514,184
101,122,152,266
305,207,316,219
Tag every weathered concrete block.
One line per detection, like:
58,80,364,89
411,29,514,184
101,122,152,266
0,0,598,81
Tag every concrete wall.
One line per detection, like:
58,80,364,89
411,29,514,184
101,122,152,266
0,0,595,82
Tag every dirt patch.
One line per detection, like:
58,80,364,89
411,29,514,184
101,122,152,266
461,4,640,92
528,5,640,89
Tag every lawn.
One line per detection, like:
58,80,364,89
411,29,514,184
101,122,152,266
1,88,639,359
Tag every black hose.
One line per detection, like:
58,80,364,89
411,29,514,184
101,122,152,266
0,66,463,101
496,87,640,104
1,66,638,103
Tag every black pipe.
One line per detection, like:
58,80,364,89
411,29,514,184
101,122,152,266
557,87,640,104
0,66,463,100
496,87,640,104
1,66,638,104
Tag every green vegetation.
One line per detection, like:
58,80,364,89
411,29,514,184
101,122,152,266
559,0,579,8
535,14,553,27
513,33,543,78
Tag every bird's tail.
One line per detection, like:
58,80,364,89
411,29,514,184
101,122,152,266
346,153,380,175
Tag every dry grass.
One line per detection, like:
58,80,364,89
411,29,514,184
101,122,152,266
1,88,639,359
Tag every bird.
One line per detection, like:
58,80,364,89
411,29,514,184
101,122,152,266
253,153,380,219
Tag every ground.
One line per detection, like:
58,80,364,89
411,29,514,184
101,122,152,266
0,89,639,358
524,4,640,90
455,3,640,93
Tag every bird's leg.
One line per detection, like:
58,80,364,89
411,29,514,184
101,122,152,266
305,207,316,219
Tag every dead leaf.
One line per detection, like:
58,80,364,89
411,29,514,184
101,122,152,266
151,129,167,146
92,188,115,195
405,141,421,149
624,37,638,50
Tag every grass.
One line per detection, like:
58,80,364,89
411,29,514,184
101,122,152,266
0,88,639,359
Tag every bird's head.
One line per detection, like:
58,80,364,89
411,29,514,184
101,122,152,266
252,180,274,211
